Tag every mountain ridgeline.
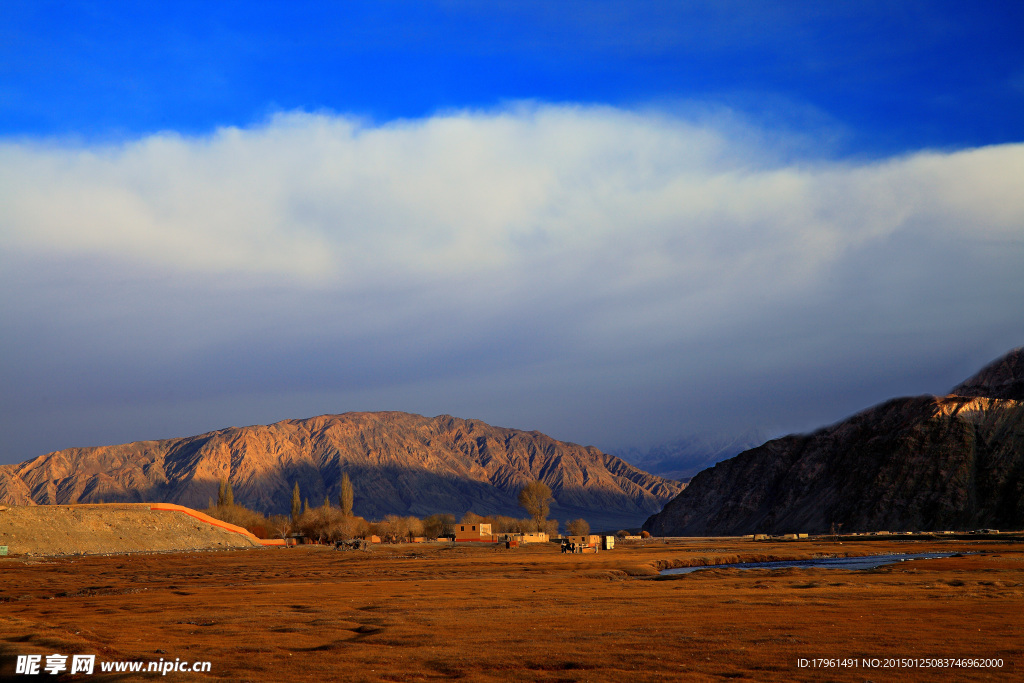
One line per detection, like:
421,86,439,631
0,412,683,530
644,348,1024,536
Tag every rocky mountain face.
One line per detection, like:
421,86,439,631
644,348,1024,536
0,412,682,530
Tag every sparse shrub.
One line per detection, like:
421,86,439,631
620,564,659,577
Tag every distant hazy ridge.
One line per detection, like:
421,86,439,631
613,431,767,481
0,412,682,530
644,348,1024,536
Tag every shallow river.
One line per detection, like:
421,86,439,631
660,552,959,575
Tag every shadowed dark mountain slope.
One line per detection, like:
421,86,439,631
644,348,1024,536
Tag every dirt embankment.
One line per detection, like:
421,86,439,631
0,504,260,556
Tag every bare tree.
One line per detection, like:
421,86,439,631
297,506,333,544
379,514,409,543
291,482,301,522
271,514,291,540
461,510,486,525
518,480,553,531
423,513,455,539
339,472,354,517
543,519,559,537
406,516,424,541
566,518,590,537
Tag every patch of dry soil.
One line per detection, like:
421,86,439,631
0,538,1020,682
0,504,259,556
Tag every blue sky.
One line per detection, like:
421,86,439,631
1,1,1023,464
5,2,1023,149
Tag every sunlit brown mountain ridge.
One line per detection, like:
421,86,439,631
644,348,1024,536
0,412,682,530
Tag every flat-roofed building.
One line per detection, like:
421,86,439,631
519,532,548,544
454,522,495,542
564,535,602,551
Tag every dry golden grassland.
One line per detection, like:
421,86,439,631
1,538,1021,682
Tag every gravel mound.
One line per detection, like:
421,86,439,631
0,504,260,556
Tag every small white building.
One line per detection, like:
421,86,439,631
519,532,549,543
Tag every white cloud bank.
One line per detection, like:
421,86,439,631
4,105,1020,284
1,104,1023,458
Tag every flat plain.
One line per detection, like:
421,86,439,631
1,537,1021,682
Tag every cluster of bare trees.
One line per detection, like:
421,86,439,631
204,477,585,544
205,480,289,539
291,509,459,544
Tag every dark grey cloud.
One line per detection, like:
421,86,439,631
1,106,1022,463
